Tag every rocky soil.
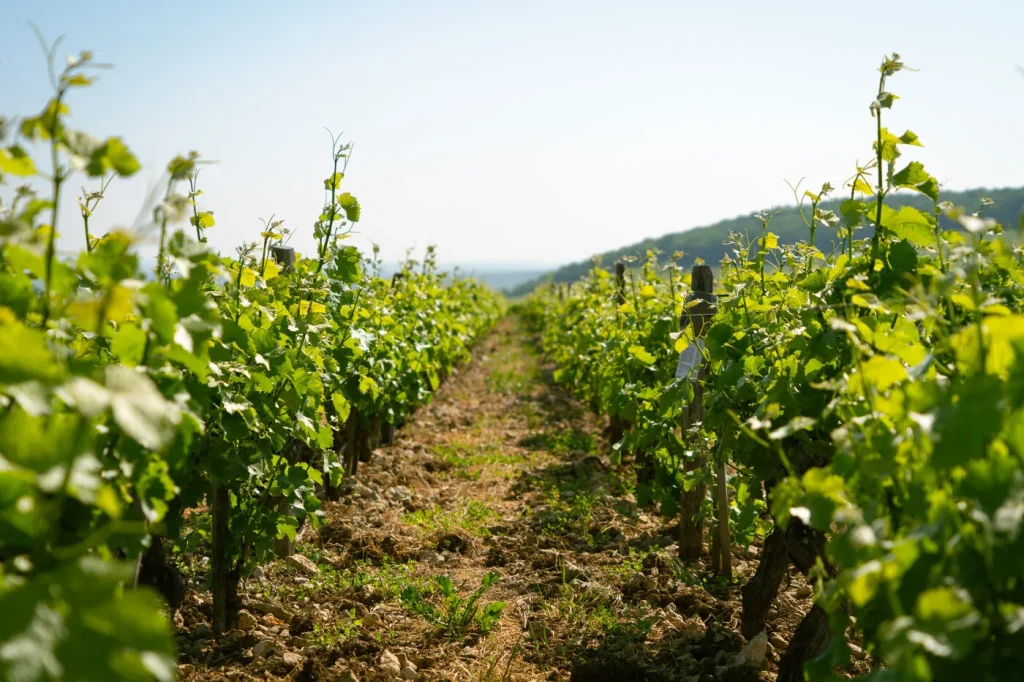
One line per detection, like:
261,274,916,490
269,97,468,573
172,316,854,682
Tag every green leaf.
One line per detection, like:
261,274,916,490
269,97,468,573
337,193,361,222
768,416,816,440
476,602,505,632
899,129,922,146
629,345,656,365
888,239,919,273
881,205,937,247
189,211,215,229
0,146,37,177
110,322,148,365
0,557,175,682
892,161,940,201
850,355,907,393
86,137,141,177
332,246,362,284
0,320,63,385
104,366,181,450
841,199,869,227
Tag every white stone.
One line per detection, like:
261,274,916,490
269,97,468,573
379,649,401,675
253,640,276,658
281,651,303,669
730,631,768,667
286,554,318,575
238,610,257,632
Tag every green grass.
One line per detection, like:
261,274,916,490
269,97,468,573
404,500,499,536
520,428,595,456
432,442,526,480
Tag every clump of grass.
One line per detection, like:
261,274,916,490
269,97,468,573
400,573,506,639
404,500,498,536
487,369,530,394
536,488,596,539
520,428,595,456
433,442,526,480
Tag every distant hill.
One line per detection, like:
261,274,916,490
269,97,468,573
378,263,552,293
508,186,1024,297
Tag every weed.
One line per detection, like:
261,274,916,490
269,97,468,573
305,613,361,647
473,640,522,682
400,573,506,638
487,369,529,394
405,500,498,536
433,443,525,481
537,489,595,540
520,428,595,456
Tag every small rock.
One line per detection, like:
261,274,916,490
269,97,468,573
238,610,257,632
398,653,419,680
770,633,787,650
328,667,360,682
253,640,276,658
380,649,401,675
252,601,293,621
173,611,186,630
387,485,412,501
795,584,814,598
849,643,867,660
251,566,265,581
192,622,211,639
294,576,310,584
421,550,446,566
286,554,318,575
624,571,656,595
281,651,303,669
730,631,769,667
353,482,380,501
338,599,369,618
178,664,195,677
661,609,691,632
557,559,588,582
362,612,383,629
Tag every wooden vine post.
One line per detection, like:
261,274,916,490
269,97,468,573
677,265,724,567
614,262,627,305
211,482,239,635
608,261,629,446
270,244,296,272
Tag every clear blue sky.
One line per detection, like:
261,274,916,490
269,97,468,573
3,1,1023,268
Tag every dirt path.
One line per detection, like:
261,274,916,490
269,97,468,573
177,315,813,682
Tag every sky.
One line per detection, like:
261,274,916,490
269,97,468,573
2,1,1023,270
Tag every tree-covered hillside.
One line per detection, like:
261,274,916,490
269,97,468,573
508,186,1024,295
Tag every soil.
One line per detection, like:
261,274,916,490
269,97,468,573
172,315,839,682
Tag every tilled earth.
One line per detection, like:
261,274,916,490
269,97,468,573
174,316,837,682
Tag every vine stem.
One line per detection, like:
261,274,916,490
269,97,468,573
42,92,67,325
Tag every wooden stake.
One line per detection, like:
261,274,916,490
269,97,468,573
615,262,626,306
678,265,718,563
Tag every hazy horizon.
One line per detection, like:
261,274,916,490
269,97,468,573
4,1,1024,267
